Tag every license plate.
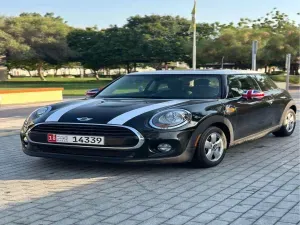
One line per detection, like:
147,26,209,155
47,134,104,145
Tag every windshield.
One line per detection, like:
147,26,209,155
97,74,221,99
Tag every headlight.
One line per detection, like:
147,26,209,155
35,106,51,117
29,106,52,119
149,109,192,129
22,106,52,133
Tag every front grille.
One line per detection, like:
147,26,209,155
29,123,141,148
31,123,135,137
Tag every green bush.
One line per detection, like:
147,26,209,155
270,71,285,75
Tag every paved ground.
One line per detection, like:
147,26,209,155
0,94,299,225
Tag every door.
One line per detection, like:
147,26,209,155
226,75,273,140
252,74,287,127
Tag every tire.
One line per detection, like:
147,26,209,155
273,109,296,137
192,126,227,168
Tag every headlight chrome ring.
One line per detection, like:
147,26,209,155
34,106,52,118
149,109,192,130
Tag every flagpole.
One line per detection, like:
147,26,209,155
192,0,197,70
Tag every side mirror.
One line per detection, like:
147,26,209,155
85,88,102,99
242,90,264,100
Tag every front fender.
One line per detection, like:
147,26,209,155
184,115,234,160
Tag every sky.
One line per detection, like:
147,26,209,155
1,0,299,28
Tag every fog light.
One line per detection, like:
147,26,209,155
157,143,172,152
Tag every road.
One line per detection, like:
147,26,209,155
0,93,299,225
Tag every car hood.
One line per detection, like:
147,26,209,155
39,98,217,127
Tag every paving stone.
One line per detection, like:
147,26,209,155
264,196,284,203
280,213,300,224
253,201,277,211
157,208,183,219
195,200,219,209
75,215,106,225
265,208,290,218
207,220,229,225
103,213,132,224
207,205,231,214
30,220,53,225
218,211,242,222
122,205,149,215
230,217,256,225
275,200,297,209
242,197,263,206
139,217,168,225
274,222,298,225
192,213,218,223
272,190,292,197
219,198,242,207
241,209,265,219
254,216,279,225
131,211,157,221
230,204,253,213
165,215,191,225
51,218,79,225
117,220,141,225
181,207,206,217
184,222,205,225
0,112,299,225
44,212,73,222
172,201,197,210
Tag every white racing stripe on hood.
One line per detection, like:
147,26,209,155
45,99,99,122
107,100,188,125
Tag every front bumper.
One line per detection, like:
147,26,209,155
21,125,196,164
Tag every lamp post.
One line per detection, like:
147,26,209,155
221,56,224,69
252,40,258,71
285,54,291,91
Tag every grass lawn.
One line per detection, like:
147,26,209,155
270,75,300,84
0,77,112,96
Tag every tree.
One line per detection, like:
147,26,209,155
193,10,299,72
236,9,300,73
125,15,191,68
0,13,73,80
67,28,104,79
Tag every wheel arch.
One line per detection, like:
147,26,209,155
280,100,297,125
190,115,234,148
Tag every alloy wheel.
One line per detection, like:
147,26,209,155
204,132,224,162
285,112,295,133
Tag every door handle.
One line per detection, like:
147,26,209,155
280,96,287,99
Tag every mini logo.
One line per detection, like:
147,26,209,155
77,117,93,122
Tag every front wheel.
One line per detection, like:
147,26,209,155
273,109,296,137
192,127,227,168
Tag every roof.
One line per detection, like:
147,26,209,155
129,69,262,75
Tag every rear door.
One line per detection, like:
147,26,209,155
226,75,272,140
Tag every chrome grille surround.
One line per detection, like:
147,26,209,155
26,122,145,150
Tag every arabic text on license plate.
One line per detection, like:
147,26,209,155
47,134,104,145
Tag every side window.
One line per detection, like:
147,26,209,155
253,74,278,91
227,75,260,98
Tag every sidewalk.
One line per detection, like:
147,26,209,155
0,97,80,110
